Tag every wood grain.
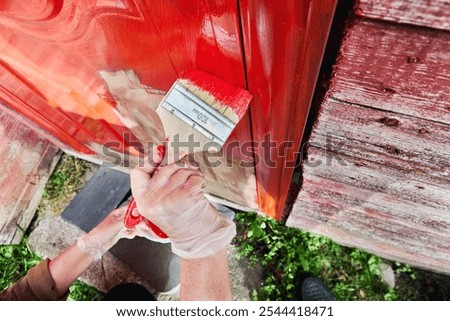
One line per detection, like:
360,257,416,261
0,107,60,244
288,14,450,273
356,0,450,31
309,99,450,190
288,97,450,271
240,0,337,218
331,20,450,125
0,1,259,212
288,174,450,273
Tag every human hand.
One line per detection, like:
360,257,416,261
76,206,160,260
130,152,236,259
131,160,206,234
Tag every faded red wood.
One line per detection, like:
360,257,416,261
288,13,450,273
240,0,337,218
331,20,450,125
288,174,450,274
0,106,60,244
309,99,450,190
306,98,450,205
289,101,450,273
356,0,450,31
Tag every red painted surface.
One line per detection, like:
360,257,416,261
0,1,336,218
181,69,252,121
240,0,337,218
0,0,250,154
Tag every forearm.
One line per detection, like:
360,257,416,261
48,243,96,295
180,248,232,301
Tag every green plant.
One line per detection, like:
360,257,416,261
394,263,416,279
38,154,88,215
234,212,398,301
0,238,103,300
0,238,41,292
68,281,104,301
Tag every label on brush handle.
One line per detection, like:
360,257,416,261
159,82,234,146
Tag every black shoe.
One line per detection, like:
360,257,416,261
301,277,335,301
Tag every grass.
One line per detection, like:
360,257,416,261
2,153,449,301
0,238,104,300
0,154,103,300
234,212,416,301
68,281,104,301
37,154,89,216
0,237,41,292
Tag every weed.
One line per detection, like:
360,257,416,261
234,212,402,301
38,154,88,216
68,281,104,301
0,238,41,292
1,154,104,300
0,238,104,300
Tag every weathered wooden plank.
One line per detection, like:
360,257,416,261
306,145,450,212
289,95,450,272
356,0,450,31
288,14,450,273
0,108,59,244
288,5,450,272
331,20,450,125
287,174,450,274
309,98,450,189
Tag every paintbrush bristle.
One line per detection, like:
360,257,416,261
179,70,252,124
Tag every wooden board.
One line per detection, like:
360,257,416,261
239,0,337,218
288,99,450,272
356,0,450,31
0,0,258,212
288,174,450,273
309,99,450,190
331,20,450,125
0,1,338,217
287,14,450,273
0,106,60,244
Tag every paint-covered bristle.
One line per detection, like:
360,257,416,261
179,70,252,124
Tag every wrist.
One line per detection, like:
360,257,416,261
77,227,122,260
171,216,236,259
76,234,104,261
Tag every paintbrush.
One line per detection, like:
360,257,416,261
124,70,252,238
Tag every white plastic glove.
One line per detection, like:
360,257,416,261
130,154,236,259
76,206,157,260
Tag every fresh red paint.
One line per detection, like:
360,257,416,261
0,1,336,219
240,0,337,217
181,69,252,121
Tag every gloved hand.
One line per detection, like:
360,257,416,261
130,149,236,259
76,206,157,260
